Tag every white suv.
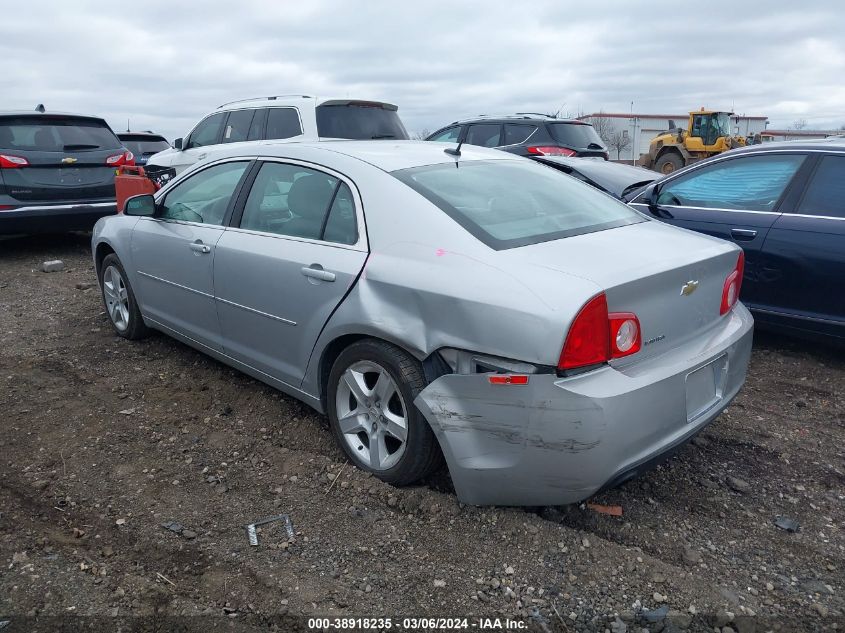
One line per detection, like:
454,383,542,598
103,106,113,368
147,95,408,174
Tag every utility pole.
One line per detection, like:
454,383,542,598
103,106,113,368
629,101,638,165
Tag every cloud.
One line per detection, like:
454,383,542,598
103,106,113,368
2,0,843,140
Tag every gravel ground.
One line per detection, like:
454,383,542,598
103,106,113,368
1,233,843,633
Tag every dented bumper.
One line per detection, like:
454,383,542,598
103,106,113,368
414,304,754,506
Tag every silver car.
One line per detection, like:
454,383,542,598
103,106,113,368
92,141,753,506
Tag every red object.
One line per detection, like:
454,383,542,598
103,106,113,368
0,204,18,211
115,165,157,213
720,251,745,315
609,312,641,358
559,293,642,371
559,293,611,370
488,374,529,385
587,503,623,516
0,154,29,168
106,151,135,167
526,146,577,157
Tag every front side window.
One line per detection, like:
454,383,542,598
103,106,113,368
656,154,805,211
265,108,303,140
240,162,356,243
186,113,225,149
393,159,643,250
222,109,255,144
465,124,501,148
159,161,248,224
428,126,461,143
797,155,845,218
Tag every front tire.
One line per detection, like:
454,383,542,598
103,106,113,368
655,152,684,174
327,339,441,485
99,254,149,340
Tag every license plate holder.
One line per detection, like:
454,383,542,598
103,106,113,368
685,354,728,422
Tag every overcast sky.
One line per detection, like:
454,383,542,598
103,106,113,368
3,1,843,140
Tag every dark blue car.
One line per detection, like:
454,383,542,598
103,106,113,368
630,139,845,341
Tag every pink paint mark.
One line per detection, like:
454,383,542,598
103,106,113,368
435,248,446,257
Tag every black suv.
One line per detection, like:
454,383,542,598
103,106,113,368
1,109,131,234
426,114,608,159
117,131,170,166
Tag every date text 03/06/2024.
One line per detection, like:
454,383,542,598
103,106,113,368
307,617,528,630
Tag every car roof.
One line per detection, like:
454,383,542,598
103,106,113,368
0,111,106,121
447,115,584,126
118,131,166,138
206,139,518,172
215,96,399,111
725,137,845,155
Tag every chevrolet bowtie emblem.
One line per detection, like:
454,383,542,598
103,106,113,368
680,280,700,296
61,157,78,164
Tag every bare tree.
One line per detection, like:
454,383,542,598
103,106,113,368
410,128,431,141
587,112,615,146
791,119,808,130
609,130,632,160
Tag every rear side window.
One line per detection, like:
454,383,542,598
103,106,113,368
504,124,536,145
0,116,121,151
186,113,225,149
265,108,302,140
797,155,845,218
466,124,501,148
656,154,805,211
549,122,604,149
222,109,255,144
239,162,356,244
316,104,408,140
428,126,461,143
393,159,643,250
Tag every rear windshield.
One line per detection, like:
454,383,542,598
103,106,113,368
118,136,170,157
549,122,604,149
393,159,644,250
0,116,122,152
316,104,409,140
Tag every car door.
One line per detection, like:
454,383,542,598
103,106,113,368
214,159,368,387
757,153,845,337
131,159,251,349
465,123,502,148
171,112,226,173
632,152,809,309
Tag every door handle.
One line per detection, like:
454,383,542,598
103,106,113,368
190,242,211,254
730,228,757,241
301,264,336,282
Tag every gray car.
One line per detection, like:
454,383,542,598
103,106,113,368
92,141,753,506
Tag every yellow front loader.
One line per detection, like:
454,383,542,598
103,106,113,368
641,109,746,174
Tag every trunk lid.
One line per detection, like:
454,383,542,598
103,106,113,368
496,220,741,360
0,114,122,203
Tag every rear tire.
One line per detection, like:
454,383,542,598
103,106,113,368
327,339,441,485
655,152,684,174
99,254,149,340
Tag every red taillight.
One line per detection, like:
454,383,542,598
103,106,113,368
558,294,642,372
0,205,18,211
106,151,135,167
526,146,577,157
720,251,745,315
609,313,641,358
559,294,611,370
0,154,29,168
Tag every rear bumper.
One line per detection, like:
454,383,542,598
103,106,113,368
415,304,754,506
0,201,116,234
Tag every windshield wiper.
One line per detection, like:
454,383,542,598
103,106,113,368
370,134,395,139
63,144,100,150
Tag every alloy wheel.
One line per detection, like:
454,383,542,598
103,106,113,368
335,360,408,471
103,265,130,332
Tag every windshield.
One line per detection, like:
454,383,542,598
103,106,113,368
118,136,170,157
393,159,644,250
0,116,122,151
316,104,409,140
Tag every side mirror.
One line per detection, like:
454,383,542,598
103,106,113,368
173,137,183,150
123,194,156,216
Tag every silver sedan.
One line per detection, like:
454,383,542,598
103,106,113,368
92,140,753,506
